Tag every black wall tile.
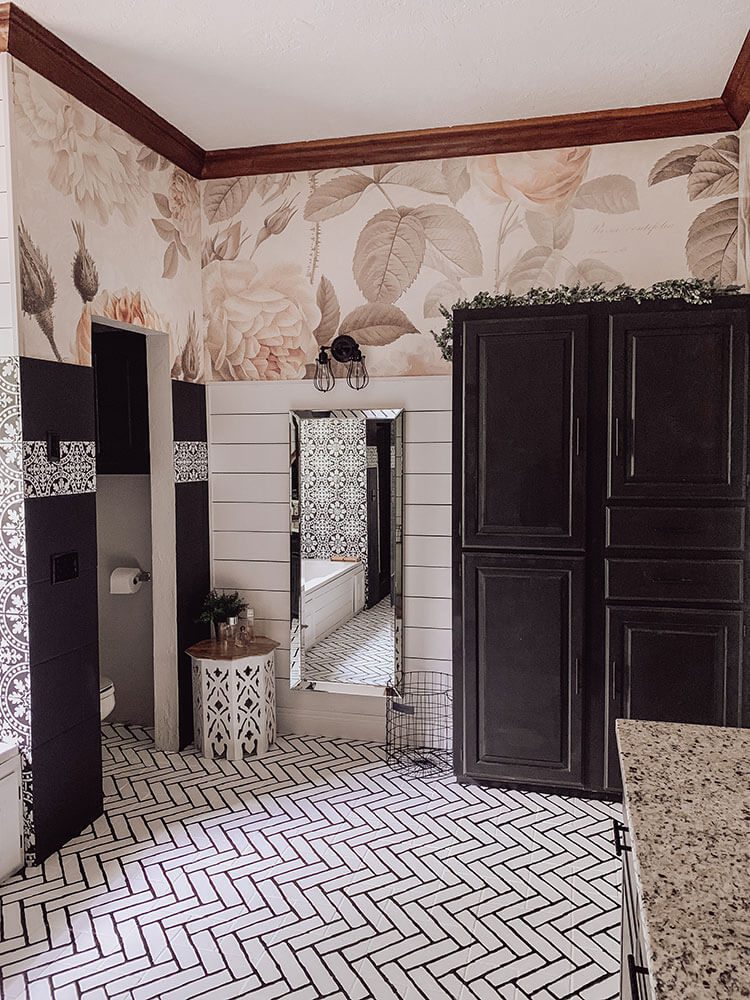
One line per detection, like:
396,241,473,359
31,643,99,750
31,714,103,863
24,493,98,585
27,570,98,666
172,381,207,442
20,357,95,441
175,480,210,747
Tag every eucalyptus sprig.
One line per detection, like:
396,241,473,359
433,278,741,361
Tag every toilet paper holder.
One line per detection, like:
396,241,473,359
135,570,151,583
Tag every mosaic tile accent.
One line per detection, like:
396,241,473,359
22,440,96,498
173,440,208,483
0,357,33,860
300,417,368,572
0,726,622,999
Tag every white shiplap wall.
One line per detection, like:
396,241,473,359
208,376,452,741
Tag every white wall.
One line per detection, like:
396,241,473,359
96,475,154,725
208,376,452,741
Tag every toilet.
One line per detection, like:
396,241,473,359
100,676,116,720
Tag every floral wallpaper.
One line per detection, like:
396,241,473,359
6,55,748,382
11,60,205,380
202,132,743,380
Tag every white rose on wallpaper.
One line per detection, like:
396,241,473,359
469,148,591,216
203,260,319,380
13,63,148,226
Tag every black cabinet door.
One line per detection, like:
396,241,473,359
463,315,587,549
605,606,742,789
461,554,584,787
608,309,747,499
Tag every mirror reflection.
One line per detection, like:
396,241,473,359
290,409,403,695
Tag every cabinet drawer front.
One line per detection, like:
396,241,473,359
606,559,743,603
607,507,745,551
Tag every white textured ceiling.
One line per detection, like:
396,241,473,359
19,0,749,148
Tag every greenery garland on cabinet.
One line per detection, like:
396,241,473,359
433,278,741,361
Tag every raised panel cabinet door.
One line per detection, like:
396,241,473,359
461,554,584,787
462,315,588,548
608,309,748,499
605,606,742,789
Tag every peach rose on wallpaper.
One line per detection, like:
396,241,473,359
203,260,319,380
94,288,168,332
470,147,591,215
13,63,147,226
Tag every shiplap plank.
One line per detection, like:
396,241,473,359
403,597,452,628
210,443,288,474
212,531,288,562
404,535,452,568
404,505,451,537
404,566,452,599
404,474,451,504
209,376,451,414
214,560,289,591
212,502,289,532
403,657,452,676
210,412,288,444
236,589,290,621
404,410,451,443
211,473,288,502
403,442,451,474
404,626,452,660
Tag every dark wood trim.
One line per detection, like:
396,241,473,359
201,99,736,178
723,30,750,126
0,2,745,181
0,2,204,177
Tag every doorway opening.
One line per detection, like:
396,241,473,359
93,326,154,728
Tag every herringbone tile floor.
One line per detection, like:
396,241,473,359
0,726,622,999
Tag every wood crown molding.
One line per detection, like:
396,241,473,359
723,29,750,127
0,2,204,176
0,2,747,180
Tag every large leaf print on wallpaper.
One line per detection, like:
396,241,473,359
202,134,742,380
7,52,746,380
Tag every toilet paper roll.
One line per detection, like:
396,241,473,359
110,567,143,595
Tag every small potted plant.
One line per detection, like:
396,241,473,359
198,589,248,640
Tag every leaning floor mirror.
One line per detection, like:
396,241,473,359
290,409,403,696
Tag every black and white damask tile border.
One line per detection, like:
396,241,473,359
23,440,96,498
0,357,33,859
174,440,208,483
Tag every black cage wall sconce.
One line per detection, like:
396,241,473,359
313,335,369,392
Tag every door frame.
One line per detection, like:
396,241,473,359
91,315,179,752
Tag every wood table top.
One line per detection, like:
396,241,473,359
186,637,280,661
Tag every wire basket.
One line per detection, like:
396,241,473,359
386,671,452,777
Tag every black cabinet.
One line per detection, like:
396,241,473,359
605,607,742,789
608,310,747,500
462,315,587,550
453,297,750,797
92,326,150,474
461,554,584,787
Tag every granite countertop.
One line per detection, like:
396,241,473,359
616,720,750,1000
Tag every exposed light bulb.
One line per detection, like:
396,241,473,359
347,349,369,390
313,348,335,392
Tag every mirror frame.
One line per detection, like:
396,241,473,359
289,408,404,696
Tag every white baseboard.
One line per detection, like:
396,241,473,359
277,707,385,743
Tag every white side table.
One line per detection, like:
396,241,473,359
187,638,279,761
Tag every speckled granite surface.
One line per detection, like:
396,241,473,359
616,720,750,1000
